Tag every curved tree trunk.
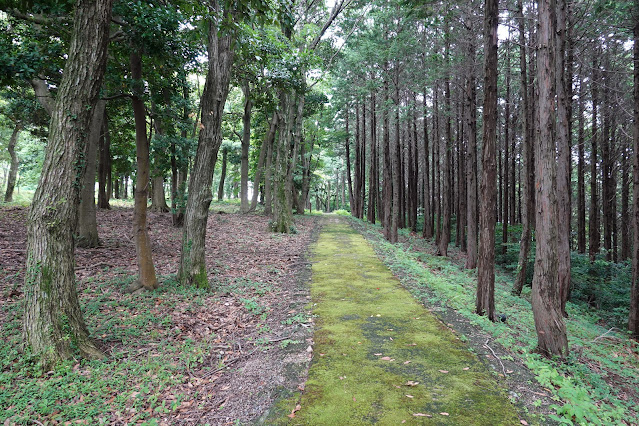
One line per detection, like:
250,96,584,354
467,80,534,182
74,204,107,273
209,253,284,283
23,0,113,366
532,0,568,357
77,100,106,248
476,0,498,321
130,51,158,292
179,16,234,287
4,123,22,203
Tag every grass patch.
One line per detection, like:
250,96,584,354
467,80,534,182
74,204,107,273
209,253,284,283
0,274,218,424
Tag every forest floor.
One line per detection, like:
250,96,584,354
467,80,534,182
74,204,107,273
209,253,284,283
0,202,321,425
1,204,638,425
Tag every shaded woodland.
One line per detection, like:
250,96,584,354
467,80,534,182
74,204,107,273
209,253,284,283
1,0,639,423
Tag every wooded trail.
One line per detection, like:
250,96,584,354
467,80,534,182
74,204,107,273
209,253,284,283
271,218,523,424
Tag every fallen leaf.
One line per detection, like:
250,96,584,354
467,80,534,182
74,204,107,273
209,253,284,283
389,337,393,341
440,412,449,416
438,370,449,373
520,421,529,425
374,353,382,356
506,370,514,374
413,413,431,417
319,353,325,356
402,421,406,424
287,414,295,419
405,381,419,386
405,395,414,398
404,360,411,365
353,397,356,401
406,343,417,346
463,367,470,371
380,356,392,361
339,376,345,380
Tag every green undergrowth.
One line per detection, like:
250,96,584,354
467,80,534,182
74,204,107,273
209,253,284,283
271,221,522,425
350,217,639,425
0,273,261,425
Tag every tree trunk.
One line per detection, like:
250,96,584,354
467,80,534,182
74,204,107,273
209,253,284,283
502,42,511,256
150,175,169,212
240,82,252,213
630,0,639,339
368,92,377,224
179,16,234,287
438,75,451,256
249,111,277,213
4,123,22,202
513,0,533,295
532,0,568,357
465,46,478,268
577,76,586,254
422,89,433,239
345,106,354,213
382,74,393,241
556,0,571,317
359,101,367,219
129,51,158,292
476,0,498,321
621,144,631,261
97,109,111,209
23,0,112,366
390,81,400,243
217,147,228,201
77,100,106,248
590,57,600,261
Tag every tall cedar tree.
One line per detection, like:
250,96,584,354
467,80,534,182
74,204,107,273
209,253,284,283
23,0,113,365
476,0,498,320
532,0,568,357
630,0,639,339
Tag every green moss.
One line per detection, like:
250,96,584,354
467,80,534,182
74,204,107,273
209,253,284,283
269,222,522,424
192,266,209,290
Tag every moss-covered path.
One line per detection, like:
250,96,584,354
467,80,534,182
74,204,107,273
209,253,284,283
275,219,522,425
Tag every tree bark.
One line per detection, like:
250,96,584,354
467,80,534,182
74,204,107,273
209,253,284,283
513,0,533,295
532,0,568,357
97,109,111,209
179,14,234,287
249,111,277,213
502,42,511,256
590,57,600,261
438,75,451,256
368,92,377,224
4,123,22,202
465,46,478,268
77,100,106,248
629,0,639,339
345,106,354,213
150,175,169,212
577,76,586,254
129,51,158,292
23,0,113,366
217,147,228,201
382,74,393,241
476,0,498,321
556,0,571,317
240,82,252,213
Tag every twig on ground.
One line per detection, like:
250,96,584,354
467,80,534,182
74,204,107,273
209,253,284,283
484,338,507,376
591,327,621,343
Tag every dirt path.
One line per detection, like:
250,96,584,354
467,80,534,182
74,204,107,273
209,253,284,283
269,218,525,425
